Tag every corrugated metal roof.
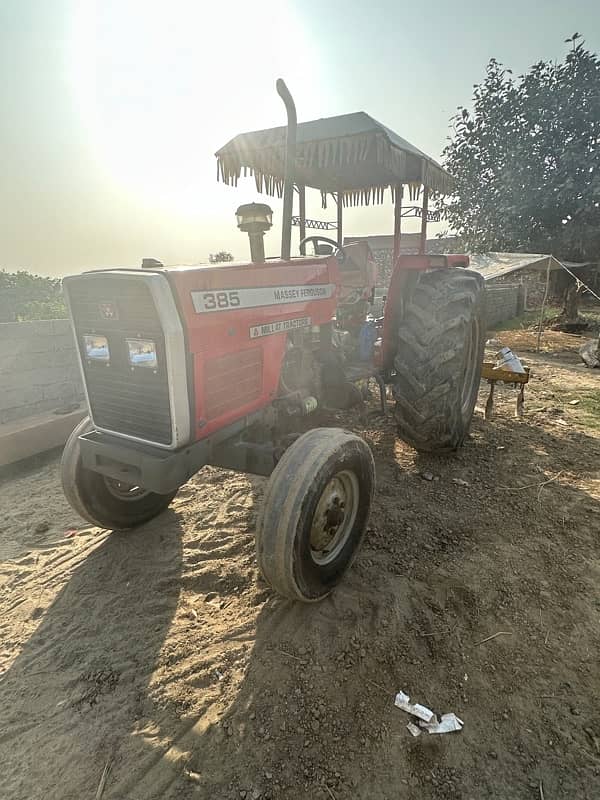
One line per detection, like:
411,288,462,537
467,253,557,280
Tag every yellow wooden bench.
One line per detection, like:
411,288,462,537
481,362,530,419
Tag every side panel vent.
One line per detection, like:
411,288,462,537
205,348,263,420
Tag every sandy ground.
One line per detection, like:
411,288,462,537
1,330,600,800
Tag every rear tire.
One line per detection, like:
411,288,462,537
61,417,178,529
393,268,485,452
256,428,375,602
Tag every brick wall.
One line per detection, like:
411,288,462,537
485,284,523,328
372,282,525,327
0,320,84,425
0,288,524,427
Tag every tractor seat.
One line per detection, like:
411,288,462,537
338,241,378,304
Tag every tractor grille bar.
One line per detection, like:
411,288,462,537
66,274,174,445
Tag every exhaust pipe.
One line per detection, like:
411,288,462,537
276,78,297,261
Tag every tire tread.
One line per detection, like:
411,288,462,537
393,269,485,452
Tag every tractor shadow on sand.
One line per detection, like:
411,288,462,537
2,409,600,799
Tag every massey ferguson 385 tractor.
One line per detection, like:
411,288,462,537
61,80,485,601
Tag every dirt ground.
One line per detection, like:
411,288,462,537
1,329,600,800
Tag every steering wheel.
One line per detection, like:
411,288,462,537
299,235,340,255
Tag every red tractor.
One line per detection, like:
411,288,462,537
61,80,485,601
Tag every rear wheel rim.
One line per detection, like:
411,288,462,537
310,470,359,566
460,317,480,417
103,477,150,502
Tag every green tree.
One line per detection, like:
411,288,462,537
0,269,67,321
442,34,600,262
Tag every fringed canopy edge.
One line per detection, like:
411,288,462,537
216,122,453,207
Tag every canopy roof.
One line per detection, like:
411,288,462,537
215,112,453,208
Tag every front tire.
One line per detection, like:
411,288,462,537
256,428,375,602
393,268,485,452
61,417,178,529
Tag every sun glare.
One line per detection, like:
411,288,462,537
69,0,323,219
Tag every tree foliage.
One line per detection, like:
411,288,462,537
0,269,67,321
209,251,234,263
442,35,600,260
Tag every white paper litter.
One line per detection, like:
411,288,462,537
394,691,435,723
420,713,464,734
395,690,464,736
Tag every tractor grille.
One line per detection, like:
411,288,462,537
66,274,173,445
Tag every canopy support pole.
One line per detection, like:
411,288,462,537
419,187,429,255
393,184,403,265
299,184,306,255
336,193,343,247
276,78,297,261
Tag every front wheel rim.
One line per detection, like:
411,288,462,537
310,470,359,566
103,477,150,502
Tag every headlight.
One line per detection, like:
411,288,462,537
83,334,109,361
126,338,158,369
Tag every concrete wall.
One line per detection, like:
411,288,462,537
0,320,84,425
485,284,524,328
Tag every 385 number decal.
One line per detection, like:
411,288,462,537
199,291,241,311
190,283,335,313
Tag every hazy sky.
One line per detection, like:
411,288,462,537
1,0,599,277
